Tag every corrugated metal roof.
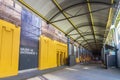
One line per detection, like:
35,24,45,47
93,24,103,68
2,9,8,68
17,0,117,50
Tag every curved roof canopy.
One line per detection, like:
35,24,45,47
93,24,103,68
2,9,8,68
17,0,117,50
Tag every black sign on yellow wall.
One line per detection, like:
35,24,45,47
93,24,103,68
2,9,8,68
19,45,38,70
19,8,41,70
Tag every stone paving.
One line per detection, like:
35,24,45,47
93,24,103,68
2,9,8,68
28,64,120,80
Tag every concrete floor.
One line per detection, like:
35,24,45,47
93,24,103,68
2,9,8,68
27,63,120,80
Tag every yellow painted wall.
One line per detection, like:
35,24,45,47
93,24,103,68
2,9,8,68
0,19,20,78
55,41,67,66
76,58,80,63
39,36,68,70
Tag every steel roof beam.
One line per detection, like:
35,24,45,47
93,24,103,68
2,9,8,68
17,0,88,50
84,45,102,49
104,0,114,43
84,44,103,50
49,1,113,21
50,7,110,23
67,24,105,34
52,0,92,49
69,30,108,36
75,35,106,41
84,44,102,48
77,39,103,41
81,40,103,45
80,39,103,43
84,45,95,49
83,42,103,46
86,0,98,48
73,34,104,41
81,33,104,38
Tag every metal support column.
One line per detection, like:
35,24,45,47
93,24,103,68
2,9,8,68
72,44,74,55
114,28,118,68
67,37,71,56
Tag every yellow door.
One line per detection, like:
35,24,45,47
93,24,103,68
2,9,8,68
60,52,64,65
0,20,20,78
63,52,66,65
57,51,61,66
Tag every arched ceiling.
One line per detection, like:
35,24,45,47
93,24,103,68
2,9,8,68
17,0,117,50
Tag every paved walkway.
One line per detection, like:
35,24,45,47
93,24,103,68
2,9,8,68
27,64,120,80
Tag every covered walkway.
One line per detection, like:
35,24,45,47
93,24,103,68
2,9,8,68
0,0,120,80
